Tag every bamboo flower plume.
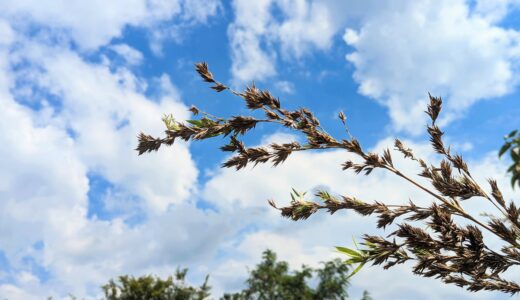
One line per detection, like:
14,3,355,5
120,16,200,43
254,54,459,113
137,62,520,294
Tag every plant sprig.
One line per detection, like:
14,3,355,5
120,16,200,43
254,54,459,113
137,62,520,294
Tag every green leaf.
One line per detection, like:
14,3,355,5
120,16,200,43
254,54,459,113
187,119,204,127
352,236,359,250
198,117,217,128
323,191,331,199
506,130,518,139
345,256,366,264
346,262,366,279
511,148,520,161
511,172,520,189
336,246,361,258
499,143,511,158
363,241,376,248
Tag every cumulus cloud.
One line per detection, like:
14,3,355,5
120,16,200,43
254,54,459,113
181,0,222,24
343,0,520,134
274,80,295,94
1,0,221,50
228,0,520,133
0,20,225,298
16,42,199,213
226,0,396,83
0,2,232,297
473,0,520,22
110,44,144,66
149,0,222,55
228,0,340,83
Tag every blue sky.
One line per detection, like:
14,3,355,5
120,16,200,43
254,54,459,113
1,0,520,299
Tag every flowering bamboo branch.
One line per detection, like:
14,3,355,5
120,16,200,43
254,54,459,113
137,62,520,294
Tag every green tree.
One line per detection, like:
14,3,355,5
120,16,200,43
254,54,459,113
314,259,351,299
97,250,355,300
102,268,210,300
222,249,350,300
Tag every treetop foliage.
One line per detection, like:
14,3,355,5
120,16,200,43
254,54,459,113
222,249,350,300
102,268,210,300
58,250,359,300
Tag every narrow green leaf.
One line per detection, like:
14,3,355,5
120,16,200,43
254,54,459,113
352,236,359,250
363,241,376,248
498,143,511,158
512,172,520,189
187,119,204,127
506,130,518,139
511,148,520,161
336,246,361,258
345,256,365,264
322,191,331,199
346,262,366,279
201,117,213,125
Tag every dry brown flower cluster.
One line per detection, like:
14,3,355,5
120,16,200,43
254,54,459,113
137,62,520,294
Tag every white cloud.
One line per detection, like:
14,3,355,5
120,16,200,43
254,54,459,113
2,0,167,50
1,0,221,50
228,0,520,133
343,0,520,134
228,0,340,84
274,80,295,94
148,0,222,55
15,43,198,214
0,35,87,264
181,0,221,24
276,0,336,58
0,23,227,298
0,3,232,298
473,0,520,23
37,202,234,296
228,0,277,83
110,44,144,65
0,284,41,300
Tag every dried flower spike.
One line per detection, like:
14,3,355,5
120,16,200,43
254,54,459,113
138,62,520,295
